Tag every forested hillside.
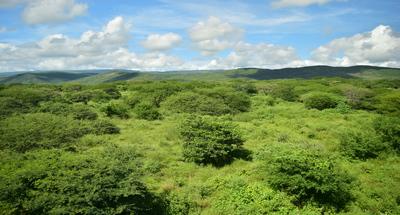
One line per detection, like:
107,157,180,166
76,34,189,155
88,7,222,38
0,78,399,214
1,66,399,84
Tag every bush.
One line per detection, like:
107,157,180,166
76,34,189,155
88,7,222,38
339,130,388,160
0,97,30,118
373,116,400,151
88,119,120,135
259,84,298,102
162,92,231,116
302,92,339,110
0,113,88,152
265,144,354,211
0,86,56,106
211,178,320,215
101,101,129,118
179,115,245,166
200,87,251,113
37,102,98,120
374,92,400,114
134,103,162,120
0,146,165,214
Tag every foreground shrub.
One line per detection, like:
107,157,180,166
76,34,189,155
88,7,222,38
373,116,400,151
134,102,162,120
180,115,245,166
0,113,119,152
374,92,400,114
200,87,251,113
264,144,354,211
339,130,388,160
0,146,164,214
211,178,321,215
0,113,88,152
302,92,339,110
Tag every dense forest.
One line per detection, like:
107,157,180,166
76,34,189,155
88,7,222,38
0,77,399,214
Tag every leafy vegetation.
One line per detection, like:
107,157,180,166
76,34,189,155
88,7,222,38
0,75,399,214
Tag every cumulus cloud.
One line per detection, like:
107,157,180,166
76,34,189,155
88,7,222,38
207,42,300,69
312,25,400,67
22,0,87,25
0,17,183,71
189,16,243,55
141,33,182,51
271,0,331,8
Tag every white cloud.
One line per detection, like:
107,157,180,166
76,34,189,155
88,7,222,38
0,17,183,71
22,0,87,25
210,42,300,69
141,33,182,51
312,25,400,67
272,0,331,8
189,16,243,55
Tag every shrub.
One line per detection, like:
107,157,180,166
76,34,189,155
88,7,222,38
341,86,375,110
0,146,165,214
162,92,231,116
0,86,56,106
265,145,354,211
0,97,30,118
201,87,251,113
88,119,120,135
0,113,88,152
101,101,129,118
373,116,400,151
302,92,339,110
179,115,245,166
339,130,388,160
211,178,320,215
37,102,98,120
134,102,162,120
374,92,400,114
259,84,298,101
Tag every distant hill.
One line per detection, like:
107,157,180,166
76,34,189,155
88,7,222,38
0,72,95,84
1,66,399,84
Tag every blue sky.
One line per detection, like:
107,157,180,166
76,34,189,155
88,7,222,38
0,0,399,71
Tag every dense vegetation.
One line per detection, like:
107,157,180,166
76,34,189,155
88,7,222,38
0,76,399,214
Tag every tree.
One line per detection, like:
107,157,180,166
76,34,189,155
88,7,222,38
339,130,388,160
179,115,245,166
302,92,339,110
266,145,354,211
0,146,165,214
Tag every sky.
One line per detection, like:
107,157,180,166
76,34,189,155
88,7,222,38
0,0,399,72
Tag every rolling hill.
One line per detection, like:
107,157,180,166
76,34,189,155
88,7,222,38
1,65,399,84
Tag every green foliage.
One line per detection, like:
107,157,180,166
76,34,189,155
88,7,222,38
259,84,298,101
200,87,251,113
63,90,95,104
373,116,400,151
134,102,162,120
211,178,321,215
263,144,355,211
88,119,120,135
302,92,340,110
38,102,98,120
340,86,375,110
374,91,400,114
0,97,29,118
101,101,129,118
162,92,232,116
340,130,388,160
179,115,245,166
0,113,88,152
0,85,56,106
0,146,165,214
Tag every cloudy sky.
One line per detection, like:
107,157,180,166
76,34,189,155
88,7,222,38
0,0,399,72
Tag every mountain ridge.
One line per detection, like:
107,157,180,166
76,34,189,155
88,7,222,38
1,65,399,84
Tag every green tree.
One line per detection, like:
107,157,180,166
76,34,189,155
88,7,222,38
302,92,340,110
180,115,245,166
